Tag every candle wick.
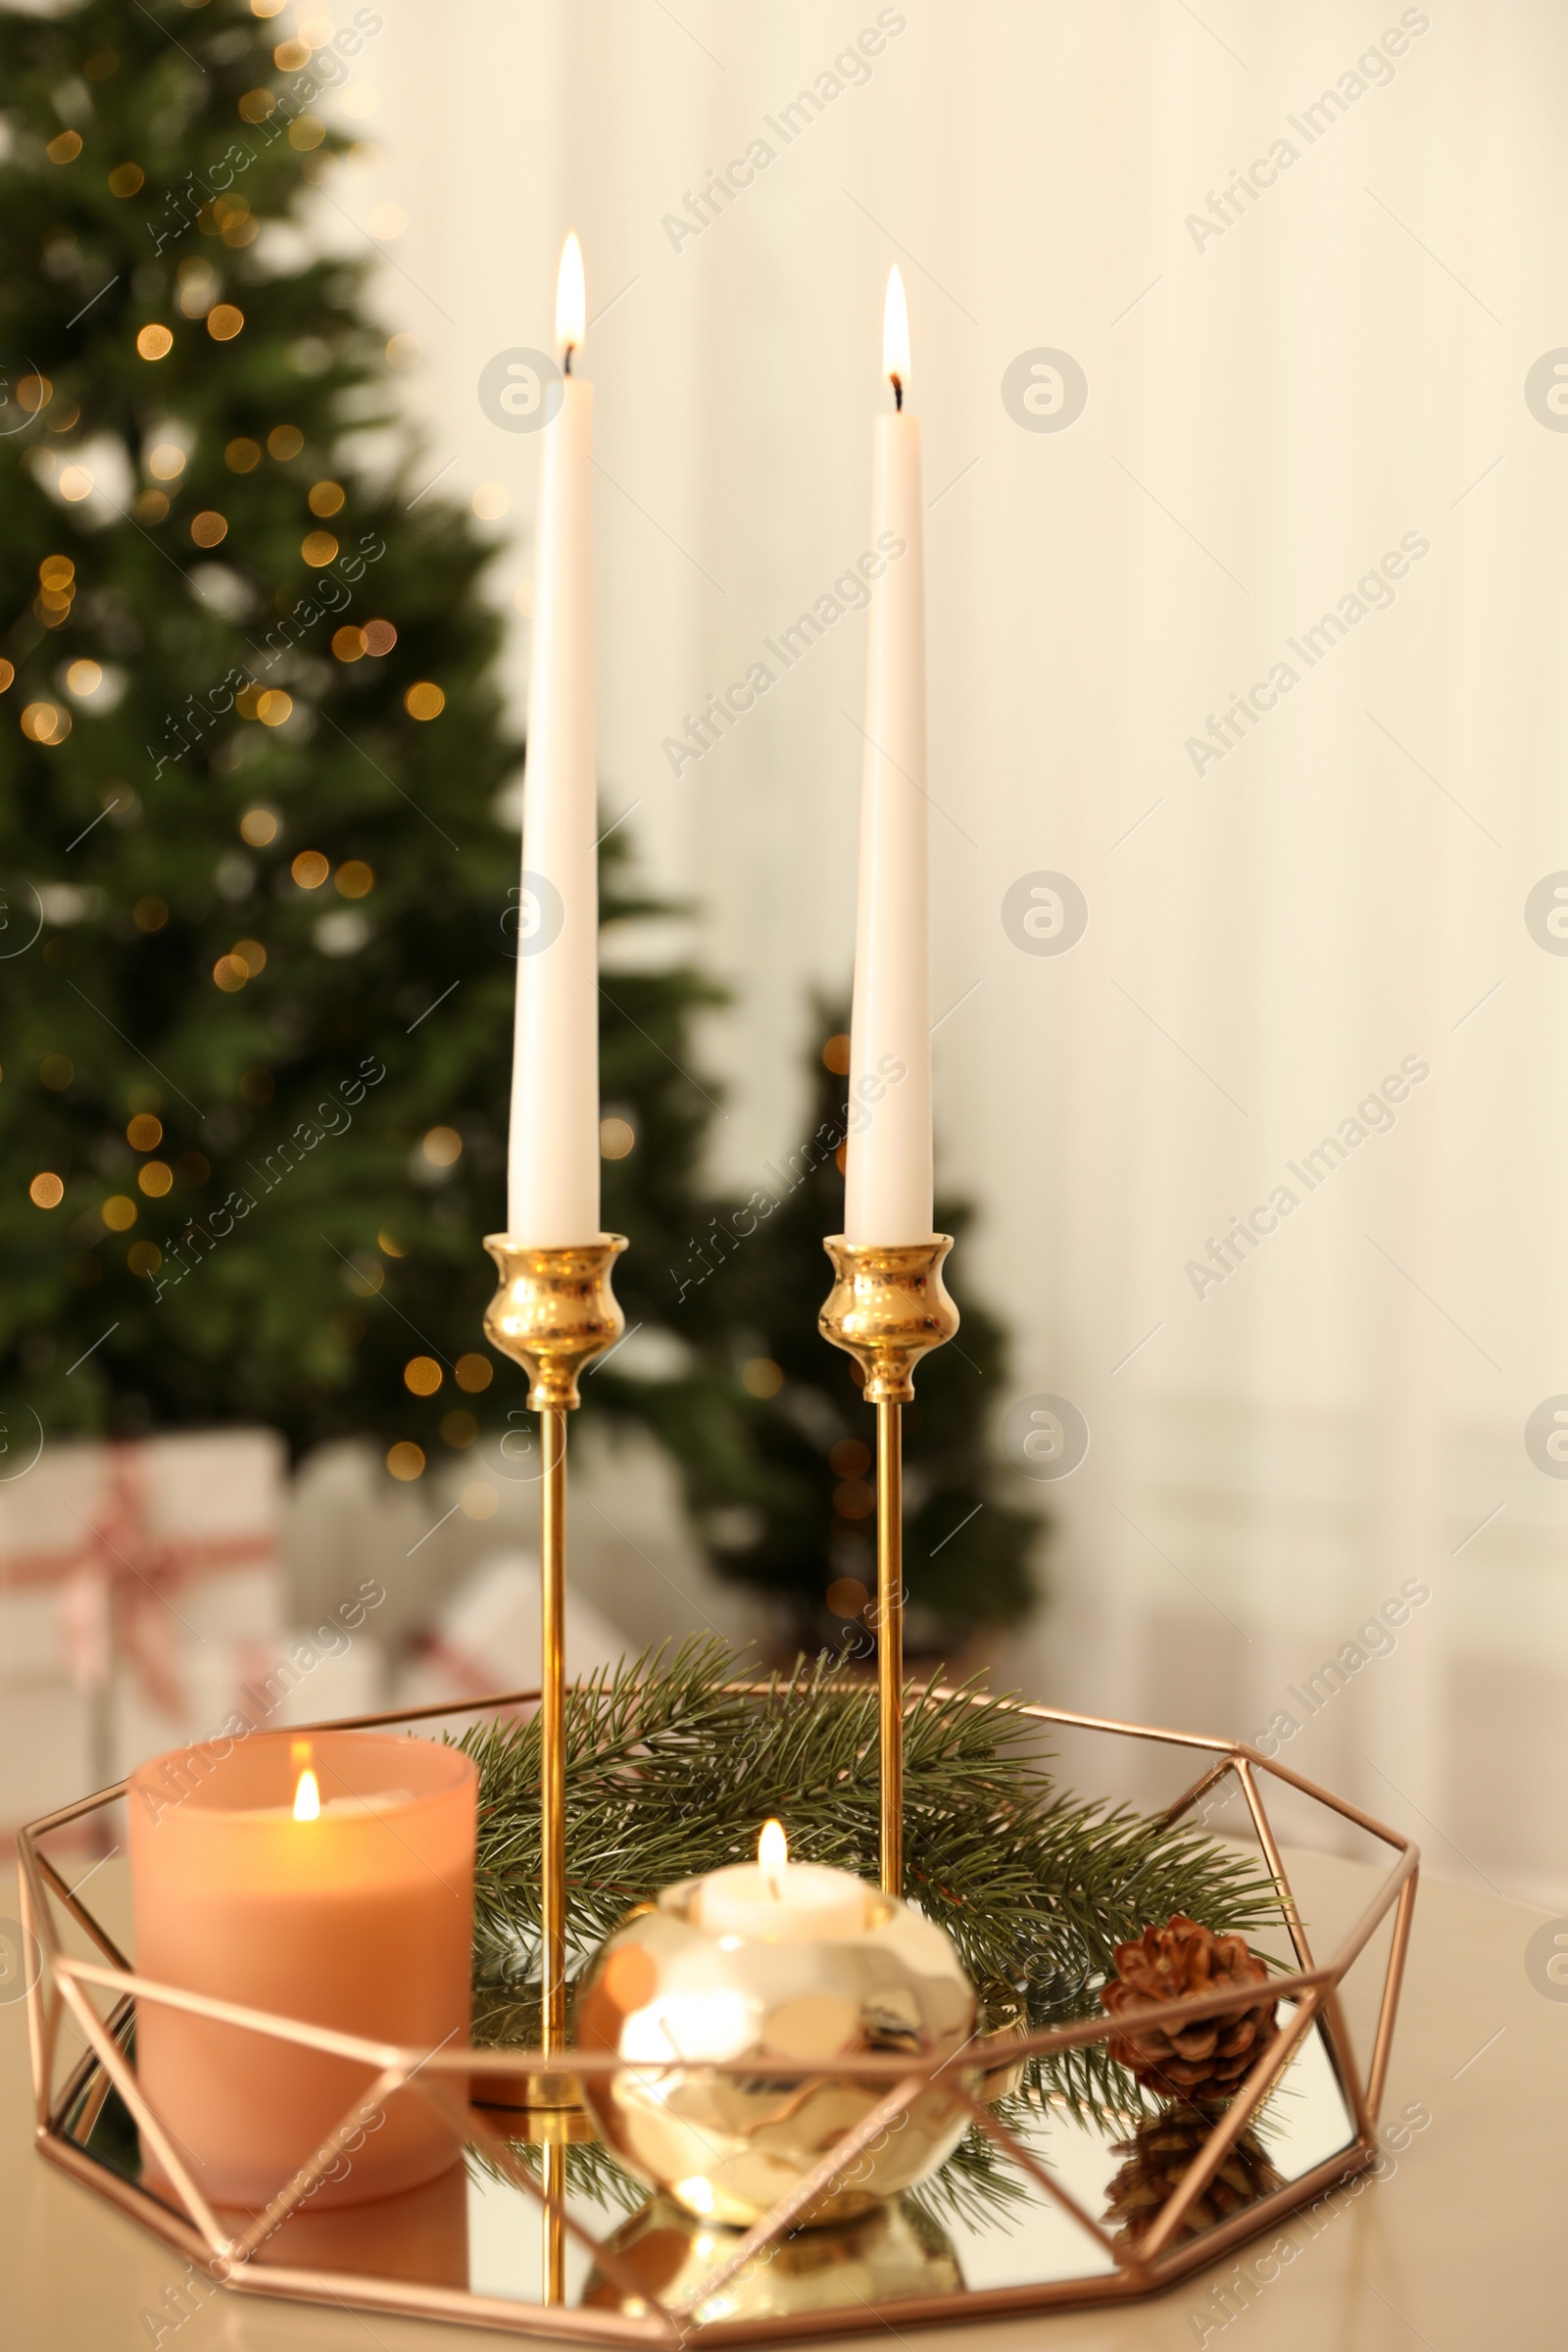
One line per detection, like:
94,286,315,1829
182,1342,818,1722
890,371,904,413
563,343,575,377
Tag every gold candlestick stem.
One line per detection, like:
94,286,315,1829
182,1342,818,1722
875,1397,904,1894
483,1233,627,2100
819,1236,958,1897
543,2139,566,2304
539,1406,567,2058
541,1418,568,2308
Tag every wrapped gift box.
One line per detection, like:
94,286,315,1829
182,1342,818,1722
0,1427,286,1832
394,1551,626,1742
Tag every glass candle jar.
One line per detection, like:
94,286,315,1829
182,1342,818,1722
129,1728,475,2211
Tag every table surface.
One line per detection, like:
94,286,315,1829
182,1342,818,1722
3,1846,1563,2352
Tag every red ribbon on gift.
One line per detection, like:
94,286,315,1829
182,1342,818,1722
3,1445,274,1721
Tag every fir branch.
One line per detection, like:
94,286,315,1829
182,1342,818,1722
462,1640,1282,2158
904,2101,1045,2236
463,1639,1282,1979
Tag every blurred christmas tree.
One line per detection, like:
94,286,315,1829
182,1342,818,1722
0,0,1039,1656
0,0,727,1490
600,1010,1041,1662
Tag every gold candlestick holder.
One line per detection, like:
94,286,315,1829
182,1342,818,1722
818,1235,959,1895
483,1231,627,2301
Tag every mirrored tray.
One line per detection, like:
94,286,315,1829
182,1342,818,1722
19,1690,1418,2343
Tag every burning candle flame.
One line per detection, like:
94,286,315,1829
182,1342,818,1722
758,1818,787,1878
293,1768,320,1822
882,265,909,400
556,232,585,364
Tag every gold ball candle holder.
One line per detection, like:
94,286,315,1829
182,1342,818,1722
818,1236,959,1895
583,2191,963,2324
576,1872,978,2230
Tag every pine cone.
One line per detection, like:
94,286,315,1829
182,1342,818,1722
1104,2102,1285,2245
1101,1914,1277,2099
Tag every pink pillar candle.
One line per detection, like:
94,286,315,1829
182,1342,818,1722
129,1729,476,2211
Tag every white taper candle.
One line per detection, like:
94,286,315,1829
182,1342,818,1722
507,233,602,1243
844,266,933,1245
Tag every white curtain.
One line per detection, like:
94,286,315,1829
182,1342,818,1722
334,0,1568,1906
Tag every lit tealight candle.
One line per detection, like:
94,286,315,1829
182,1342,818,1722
696,1819,869,1944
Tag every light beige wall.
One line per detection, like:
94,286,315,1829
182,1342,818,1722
310,0,1568,1905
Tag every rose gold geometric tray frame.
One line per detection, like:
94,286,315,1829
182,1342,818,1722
18,1687,1418,2344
